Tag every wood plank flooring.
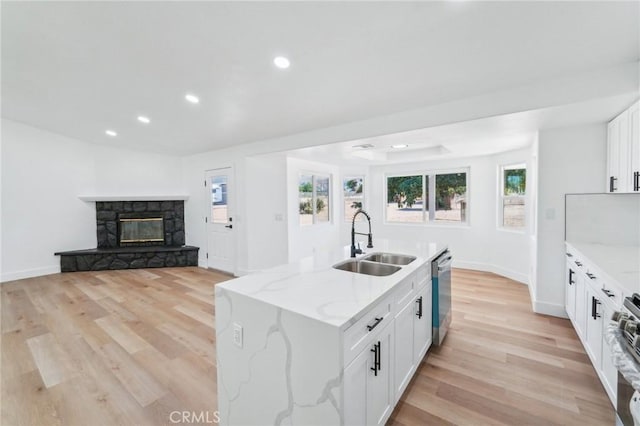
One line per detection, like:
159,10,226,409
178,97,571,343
389,269,614,426
1,267,613,425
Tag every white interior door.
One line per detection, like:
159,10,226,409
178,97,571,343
206,167,235,274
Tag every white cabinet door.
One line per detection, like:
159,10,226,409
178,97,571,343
585,285,603,368
630,101,640,192
343,343,367,426
618,110,631,193
601,302,617,404
344,321,394,426
413,282,432,363
608,108,634,192
393,298,415,401
565,261,577,321
574,270,587,338
367,321,394,426
608,117,620,192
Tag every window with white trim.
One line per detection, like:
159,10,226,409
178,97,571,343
500,164,526,229
299,174,331,225
385,169,468,224
343,177,364,221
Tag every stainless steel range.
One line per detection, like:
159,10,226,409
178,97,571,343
612,294,640,426
615,296,640,362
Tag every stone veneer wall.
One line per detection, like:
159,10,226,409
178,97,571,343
96,200,185,248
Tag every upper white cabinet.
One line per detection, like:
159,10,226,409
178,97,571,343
608,100,640,192
630,102,640,192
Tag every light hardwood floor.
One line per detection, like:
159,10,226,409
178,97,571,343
1,267,613,425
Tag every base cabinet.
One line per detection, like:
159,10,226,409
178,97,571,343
344,320,394,426
574,267,587,337
601,303,618,401
344,262,434,426
393,281,433,402
565,243,620,406
413,283,433,363
393,297,415,398
585,285,603,368
565,257,577,321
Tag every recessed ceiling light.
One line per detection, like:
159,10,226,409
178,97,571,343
105,130,117,137
273,56,290,69
137,116,151,124
391,144,408,149
185,93,200,104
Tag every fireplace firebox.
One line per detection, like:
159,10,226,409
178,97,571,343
118,213,164,246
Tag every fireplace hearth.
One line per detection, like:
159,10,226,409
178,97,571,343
55,199,198,272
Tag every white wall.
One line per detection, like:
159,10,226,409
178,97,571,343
534,123,607,316
245,155,288,271
1,119,183,282
368,148,534,284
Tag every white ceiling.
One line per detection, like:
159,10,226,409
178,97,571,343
2,1,639,156
284,93,639,165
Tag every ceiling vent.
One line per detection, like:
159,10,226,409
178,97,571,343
352,143,375,149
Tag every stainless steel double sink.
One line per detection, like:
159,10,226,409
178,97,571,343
333,252,416,277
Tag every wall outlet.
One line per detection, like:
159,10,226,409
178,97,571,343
274,213,284,222
233,323,243,348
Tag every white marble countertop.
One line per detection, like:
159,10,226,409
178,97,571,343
566,242,640,294
217,239,447,330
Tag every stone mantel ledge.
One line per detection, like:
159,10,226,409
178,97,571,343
78,195,189,202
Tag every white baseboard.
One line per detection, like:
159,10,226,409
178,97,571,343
453,260,528,285
198,259,208,268
1,265,61,283
527,276,537,313
532,299,568,318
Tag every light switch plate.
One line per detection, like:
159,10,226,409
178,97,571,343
233,323,243,348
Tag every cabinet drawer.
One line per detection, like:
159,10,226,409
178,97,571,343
581,262,623,309
599,281,622,309
343,295,392,367
416,264,429,287
394,274,416,309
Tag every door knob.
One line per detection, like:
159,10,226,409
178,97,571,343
225,224,233,229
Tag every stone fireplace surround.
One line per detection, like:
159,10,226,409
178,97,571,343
55,199,198,272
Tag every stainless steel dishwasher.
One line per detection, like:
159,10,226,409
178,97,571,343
432,250,452,346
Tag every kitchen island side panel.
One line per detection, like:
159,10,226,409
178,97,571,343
215,286,343,426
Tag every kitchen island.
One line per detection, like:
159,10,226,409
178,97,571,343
215,239,447,425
